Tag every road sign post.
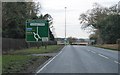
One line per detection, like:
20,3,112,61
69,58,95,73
26,20,49,49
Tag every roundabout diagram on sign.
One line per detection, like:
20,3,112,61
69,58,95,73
33,26,41,41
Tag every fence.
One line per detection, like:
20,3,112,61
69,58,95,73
2,38,57,52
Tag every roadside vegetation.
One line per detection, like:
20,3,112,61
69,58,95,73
10,45,63,55
0,56,2,74
95,44,118,51
3,55,44,73
79,2,120,45
2,1,61,74
2,2,54,40
2,45,64,73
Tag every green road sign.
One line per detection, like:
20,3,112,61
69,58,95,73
26,20,49,42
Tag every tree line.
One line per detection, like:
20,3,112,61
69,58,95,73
79,2,120,44
2,2,55,40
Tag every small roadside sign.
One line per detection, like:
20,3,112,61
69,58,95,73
26,20,49,42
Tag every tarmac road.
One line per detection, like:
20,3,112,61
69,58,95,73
37,45,119,73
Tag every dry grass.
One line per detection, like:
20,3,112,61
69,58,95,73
95,44,119,51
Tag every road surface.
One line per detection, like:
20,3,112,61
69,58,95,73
37,45,119,73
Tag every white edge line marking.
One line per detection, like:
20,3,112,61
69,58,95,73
36,46,65,73
98,54,109,59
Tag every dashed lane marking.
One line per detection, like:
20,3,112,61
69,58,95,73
91,51,96,54
98,54,109,59
87,50,90,51
114,61,120,64
85,48,120,65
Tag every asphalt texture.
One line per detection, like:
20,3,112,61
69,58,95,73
37,45,119,73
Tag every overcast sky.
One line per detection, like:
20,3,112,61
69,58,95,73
35,0,119,39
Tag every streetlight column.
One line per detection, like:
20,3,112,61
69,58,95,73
65,7,67,45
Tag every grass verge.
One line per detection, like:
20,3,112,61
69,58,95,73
11,45,63,55
0,56,2,74
2,55,51,73
2,45,64,73
94,44,119,51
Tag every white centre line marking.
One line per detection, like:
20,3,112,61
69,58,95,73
114,61,120,64
91,51,96,54
114,61,119,64
87,50,90,51
98,54,109,59
36,46,65,73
